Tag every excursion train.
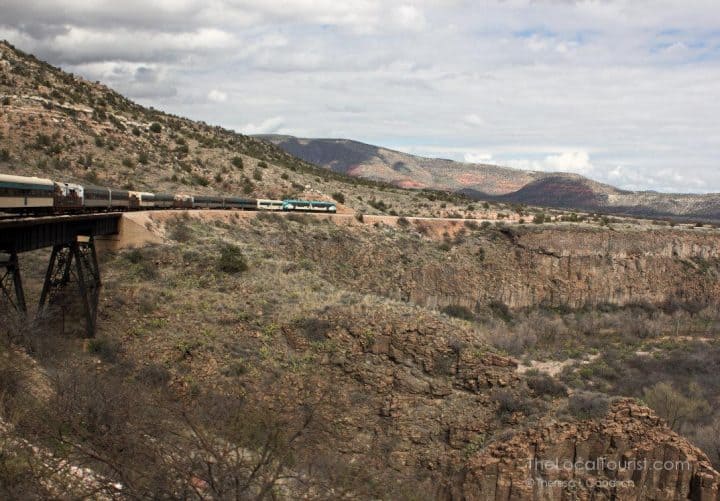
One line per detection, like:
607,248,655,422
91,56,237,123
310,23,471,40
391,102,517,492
0,173,337,215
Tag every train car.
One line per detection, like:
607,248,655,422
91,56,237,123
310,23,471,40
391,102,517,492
224,197,257,210
129,191,155,209
174,194,194,209
194,195,224,209
110,189,130,209
54,182,84,210
84,185,112,210
282,200,336,212
257,199,284,211
153,193,175,209
0,174,54,212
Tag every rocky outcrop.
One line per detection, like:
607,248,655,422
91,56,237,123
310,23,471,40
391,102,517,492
275,304,720,499
280,222,720,311
461,401,720,500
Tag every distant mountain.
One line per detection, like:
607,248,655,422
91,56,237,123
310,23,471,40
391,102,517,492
260,135,720,221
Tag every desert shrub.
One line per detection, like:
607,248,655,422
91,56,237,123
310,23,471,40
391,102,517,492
0,149,9,162
567,392,610,420
532,213,546,224
355,212,364,223
397,217,410,227
136,363,171,387
221,360,248,377
295,317,331,343
149,122,162,133
691,418,720,469
231,156,244,169
492,389,539,419
642,382,710,431
217,243,248,274
332,192,345,204
168,220,192,242
489,300,512,322
368,198,389,212
252,168,263,181
131,126,141,136
123,248,158,279
527,373,568,398
441,304,475,321
138,152,149,165
86,337,121,363
490,326,537,356
189,173,208,186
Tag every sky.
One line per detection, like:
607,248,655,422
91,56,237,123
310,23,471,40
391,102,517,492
1,0,719,193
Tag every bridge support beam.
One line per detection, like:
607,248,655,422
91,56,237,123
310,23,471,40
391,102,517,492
0,251,27,315
38,236,101,338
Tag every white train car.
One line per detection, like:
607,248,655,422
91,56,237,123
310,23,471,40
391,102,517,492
256,199,283,211
0,174,55,211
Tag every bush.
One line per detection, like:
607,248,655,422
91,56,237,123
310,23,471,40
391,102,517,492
295,317,331,343
332,192,345,204
252,168,263,181
138,152,149,165
149,122,162,133
532,213,546,224
136,363,171,387
492,389,538,418
231,156,244,169
567,392,610,420
397,217,410,227
489,300,512,322
0,149,9,162
168,221,192,242
441,304,475,321
642,382,709,431
87,338,121,363
217,243,248,274
132,126,141,136
527,373,568,398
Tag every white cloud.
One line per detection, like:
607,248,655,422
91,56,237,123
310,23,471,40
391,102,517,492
464,152,494,163
543,151,594,174
207,89,228,102
503,151,594,175
463,114,485,127
240,116,286,134
394,5,427,32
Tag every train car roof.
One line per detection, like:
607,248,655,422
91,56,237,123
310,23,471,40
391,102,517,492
225,197,257,203
0,173,54,187
283,199,335,204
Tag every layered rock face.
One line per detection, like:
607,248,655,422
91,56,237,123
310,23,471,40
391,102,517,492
277,304,720,499
283,224,720,311
460,401,719,500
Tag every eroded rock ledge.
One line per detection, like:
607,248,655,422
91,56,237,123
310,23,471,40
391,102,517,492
461,400,720,500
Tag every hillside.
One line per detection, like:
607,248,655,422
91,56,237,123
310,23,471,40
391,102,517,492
2,40,720,499
0,41,477,220
262,135,720,222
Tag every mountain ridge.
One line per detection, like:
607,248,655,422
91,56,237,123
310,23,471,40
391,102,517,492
260,134,720,221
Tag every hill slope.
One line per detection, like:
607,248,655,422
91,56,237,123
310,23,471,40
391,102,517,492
262,135,720,221
0,41,475,219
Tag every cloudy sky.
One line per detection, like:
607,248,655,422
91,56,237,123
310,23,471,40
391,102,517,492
2,1,719,193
